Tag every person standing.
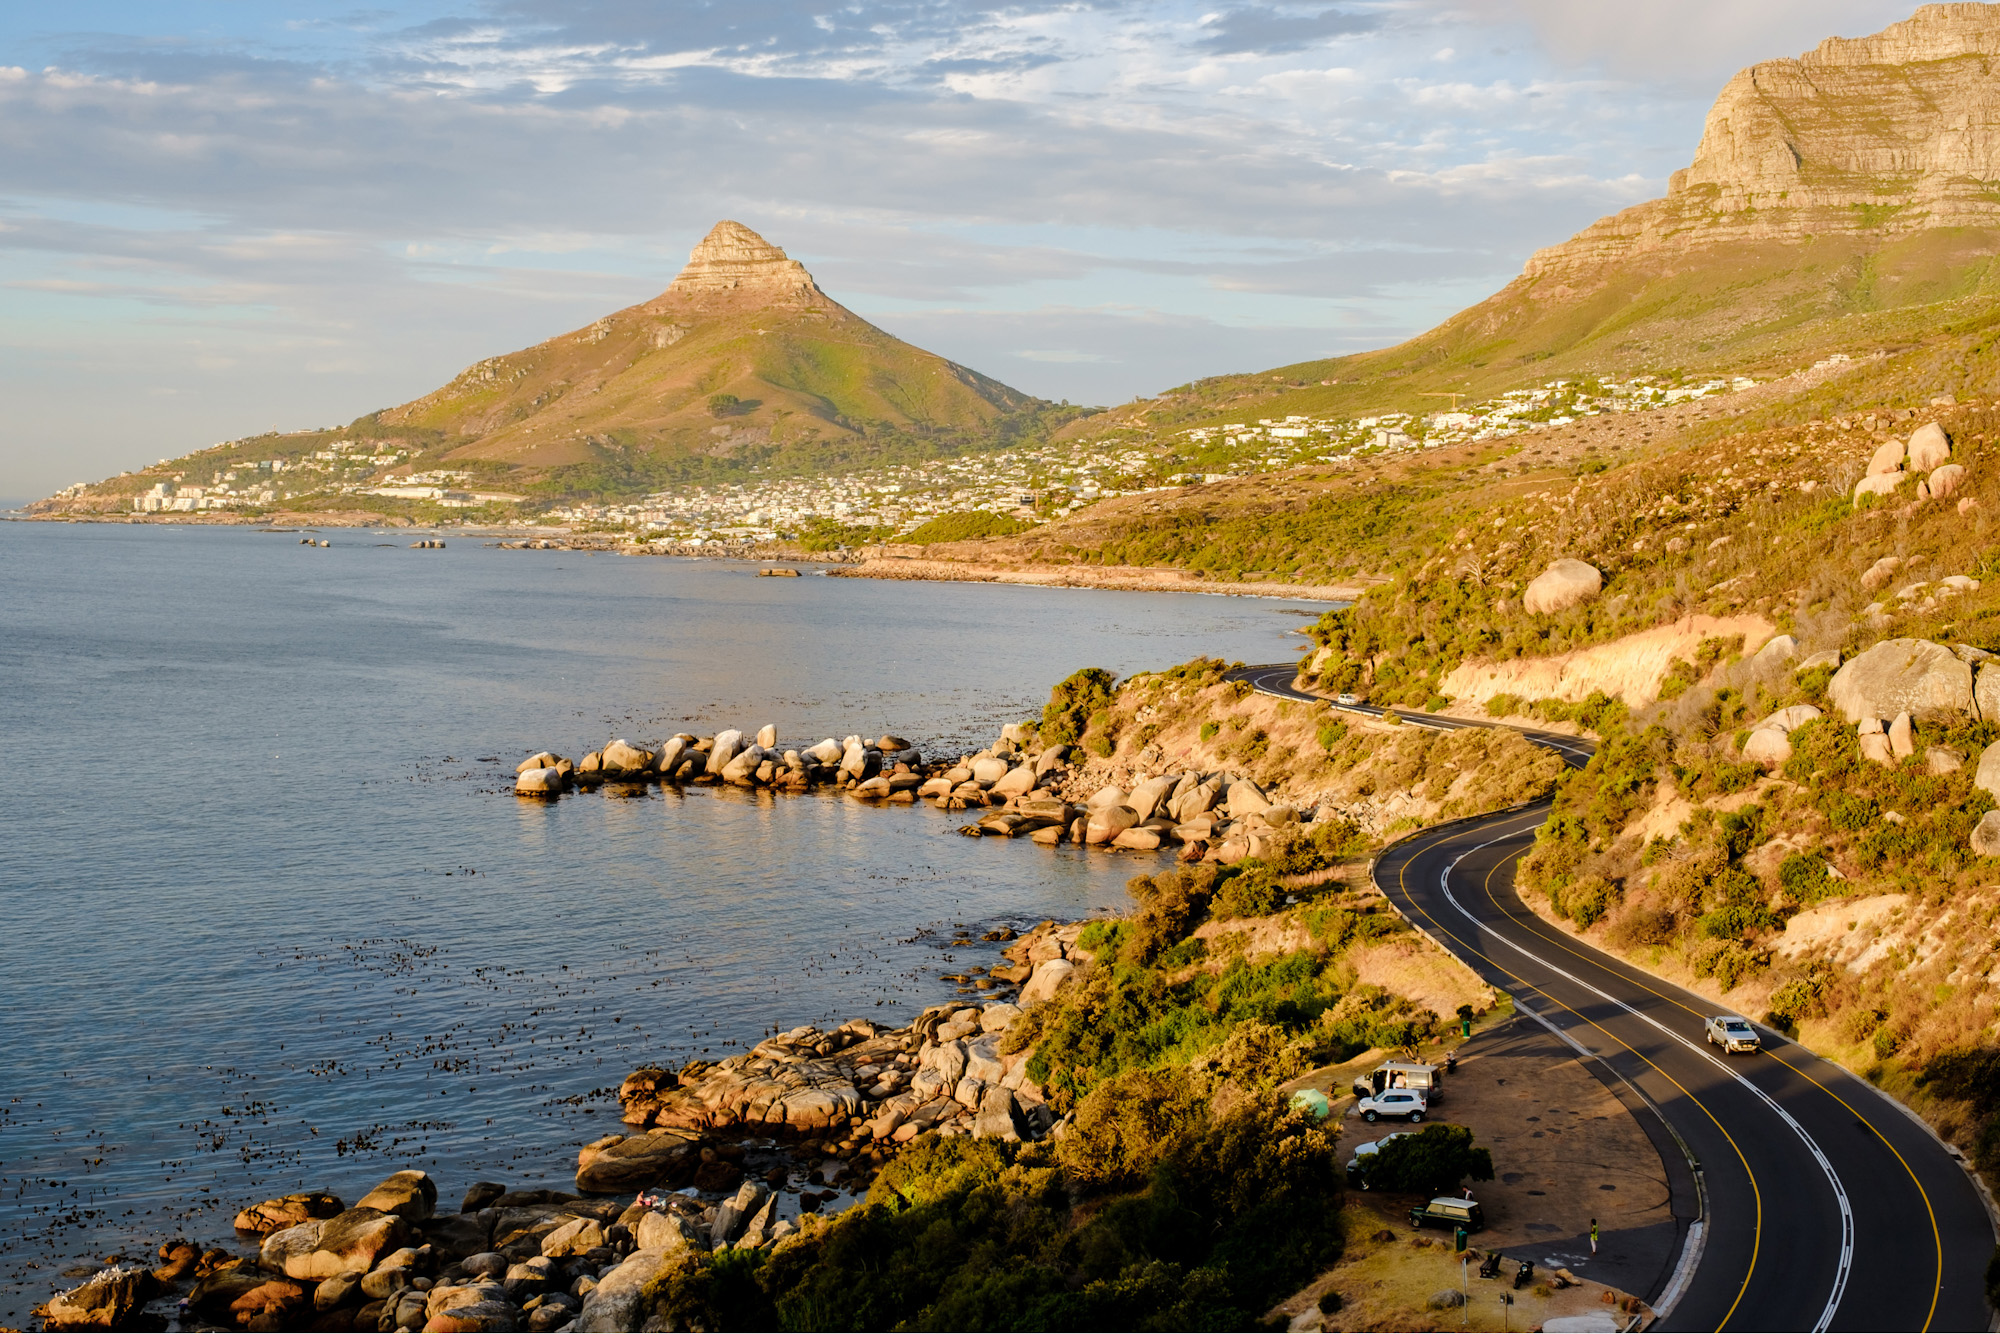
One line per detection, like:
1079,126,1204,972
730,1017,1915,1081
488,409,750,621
1590,1218,1598,1254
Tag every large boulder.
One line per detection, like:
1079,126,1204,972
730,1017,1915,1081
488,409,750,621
1867,437,1908,475
1128,774,1179,821
1755,704,1822,733
357,1170,436,1222
1854,471,1907,502
972,1086,1023,1141
1976,665,2000,722
1742,728,1793,769
1861,556,1904,590
1976,742,2000,799
539,1217,605,1258
514,767,563,796
1753,634,1798,663
283,1208,409,1280
633,1211,703,1260
574,1128,701,1194
710,1183,770,1249
45,1266,152,1330
260,1219,327,1274
1225,779,1271,817
1909,422,1952,472
188,1268,276,1321
1828,639,1974,722
1020,959,1076,1006
515,752,561,775
575,1248,678,1332
1973,811,2000,858
1931,463,1967,499
424,1299,520,1332
1522,559,1602,615
601,739,653,772
970,755,1011,786
1084,805,1140,844
235,1190,344,1234
993,765,1038,798
710,729,745,770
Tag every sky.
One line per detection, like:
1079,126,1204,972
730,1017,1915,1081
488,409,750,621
0,0,1927,500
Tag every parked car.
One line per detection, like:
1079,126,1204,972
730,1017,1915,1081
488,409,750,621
1705,1014,1761,1053
1344,1133,1409,1186
1356,1088,1427,1122
1336,693,1360,706
1409,1196,1485,1232
1352,1059,1442,1105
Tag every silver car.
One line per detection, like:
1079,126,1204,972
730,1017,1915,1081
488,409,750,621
1705,1014,1760,1054
1357,1088,1427,1122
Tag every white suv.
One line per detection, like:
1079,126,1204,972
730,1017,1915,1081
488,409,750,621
1357,1089,1427,1123
1705,1015,1761,1054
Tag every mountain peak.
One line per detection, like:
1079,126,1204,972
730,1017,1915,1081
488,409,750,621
664,220,825,307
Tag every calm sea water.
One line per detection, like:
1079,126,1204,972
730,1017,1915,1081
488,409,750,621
0,521,1317,1320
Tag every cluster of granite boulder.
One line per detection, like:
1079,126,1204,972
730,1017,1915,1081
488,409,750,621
599,921,1092,1195
42,924,1099,1332
41,1170,700,1333
514,725,978,799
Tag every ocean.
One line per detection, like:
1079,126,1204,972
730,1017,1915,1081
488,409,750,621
0,520,1322,1321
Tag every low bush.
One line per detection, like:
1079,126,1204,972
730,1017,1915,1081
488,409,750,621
677,1094,1347,1332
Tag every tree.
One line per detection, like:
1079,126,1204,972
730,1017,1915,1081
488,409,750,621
1355,1123,1495,1194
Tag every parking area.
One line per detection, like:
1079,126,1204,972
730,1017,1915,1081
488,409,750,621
1279,1011,1697,1325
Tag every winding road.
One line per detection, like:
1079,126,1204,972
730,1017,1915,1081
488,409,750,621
1228,663,1996,1331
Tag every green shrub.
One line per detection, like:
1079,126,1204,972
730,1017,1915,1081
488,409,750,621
897,510,1036,543
1213,864,1285,920
1778,853,1835,904
1353,1123,1496,1194
1657,658,1698,701
1690,939,1766,990
1486,692,1524,718
1316,719,1347,750
1056,1067,1209,1189
1043,668,1116,747
1124,866,1218,965
1553,872,1618,928
1767,966,1835,1025
1200,720,1221,742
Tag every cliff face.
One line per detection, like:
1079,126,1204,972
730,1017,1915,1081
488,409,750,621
1529,3,2000,276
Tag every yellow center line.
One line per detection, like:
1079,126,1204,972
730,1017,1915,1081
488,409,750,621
1384,818,1762,1331
1469,831,1946,1331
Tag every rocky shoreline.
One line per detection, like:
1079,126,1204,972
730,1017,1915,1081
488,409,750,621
37,923,1095,1333
514,720,1339,862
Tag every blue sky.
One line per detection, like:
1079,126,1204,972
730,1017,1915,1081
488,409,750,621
0,0,1924,499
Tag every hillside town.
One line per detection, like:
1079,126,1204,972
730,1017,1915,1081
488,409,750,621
39,367,1784,532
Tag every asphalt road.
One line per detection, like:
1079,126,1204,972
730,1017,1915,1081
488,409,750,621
1228,663,1996,1331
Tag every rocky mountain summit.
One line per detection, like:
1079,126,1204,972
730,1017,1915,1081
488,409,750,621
661,219,827,307
1529,3,2000,276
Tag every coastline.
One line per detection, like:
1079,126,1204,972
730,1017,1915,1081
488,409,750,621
9,514,1362,601
827,554,1361,601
